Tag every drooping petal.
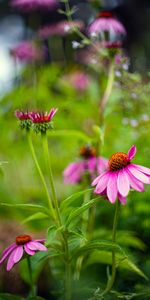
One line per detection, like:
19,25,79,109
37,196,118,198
0,244,17,265
24,244,35,256
63,162,84,184
127,145,137,160
107,173,118,203
126,169,144,192
131,164,150,175
117,169,130,197
6,249,17,271
27,241,47,251
13,246,24,263
127,165,149,184
118,193,126,205
94,172,110,194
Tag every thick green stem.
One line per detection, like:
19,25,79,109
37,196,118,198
64,236,72,300
100,61,115,126
27,132,55,220
42,134,62,228
100,200,120,296
27,256,36,297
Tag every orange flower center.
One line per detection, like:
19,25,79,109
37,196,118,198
80,146,96,159
109,152,130,171
16,235,32,245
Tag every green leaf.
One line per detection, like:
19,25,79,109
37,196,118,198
47,130,91,142
72,240,125,259
0,294,24,300
0,203,49,214
60,189,92,212
66,197,101,226
86,250,148,280
22,212,49,224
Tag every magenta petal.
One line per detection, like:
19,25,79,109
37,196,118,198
92,174,102,186
118,193,126,205
94,172,110,194
7,249,17,271
127,145,137,160
126,169,144,192
27,241,47,251
0,244,17,265
13,246,23,263
107,173,117,203
132,164,150,175
24,245,35,256
127,165,149,184
117,169,130,197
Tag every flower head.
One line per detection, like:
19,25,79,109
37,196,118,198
38,20,84,39
29,108,58,133
61,71,91,92
64,145,108,184
0,234,47,271
10,41,43,63
92,145,150,205
11,0,58,12
88,11,126,41
15,110,32,130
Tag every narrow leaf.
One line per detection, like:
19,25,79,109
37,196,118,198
22,212,49,224
60,189,92,211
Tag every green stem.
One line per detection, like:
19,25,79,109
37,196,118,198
27,132,55,220
27,256,36,297
42,134,62,228
64,236,72,300
100,60,115,126
100,200,120,296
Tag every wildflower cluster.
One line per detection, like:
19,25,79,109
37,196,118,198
15,108,58,133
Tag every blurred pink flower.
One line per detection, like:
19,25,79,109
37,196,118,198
10,41,43,63
88,11,126,39
15,110,32,130
64,145,108,184
62,71,91,92
0,235,47,271
92,145,150,205
11,0,58,11
38,20,84,39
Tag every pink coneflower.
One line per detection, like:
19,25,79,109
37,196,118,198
88,11,126,40
29,108,58,133
38,20,84,39
0,235,47,271
15,110,32,130
92,145,150,205
64,145,108,184
10,41,43,63
11,0,58,11
62,71,91,92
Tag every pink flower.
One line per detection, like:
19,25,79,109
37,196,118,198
15,110,32,130
29,108,58,133
38,20,84,39
64,145,108,184
92,145,150,205
29,108,58,123
0,235,47,271
62,71,91,92
11,0,58,11
88,11,126,39
10,41,43,63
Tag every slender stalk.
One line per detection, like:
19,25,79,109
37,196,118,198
27,256,36,297
27,132,55,220
42,134,62,227
64,236,72,300
100,60,115,125
100,200,120,296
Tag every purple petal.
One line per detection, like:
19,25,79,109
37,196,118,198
13,246,24,263
94,172,110,194
126,169,144,192
127,165,149,184
118,193,126,205
128,145,137,160
0,244,17,265
48,108,58,121
6,249,18,271
27,241,47,251
107,173,118,203
117,169,130,197
131,164,150,175
24,244,35,256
